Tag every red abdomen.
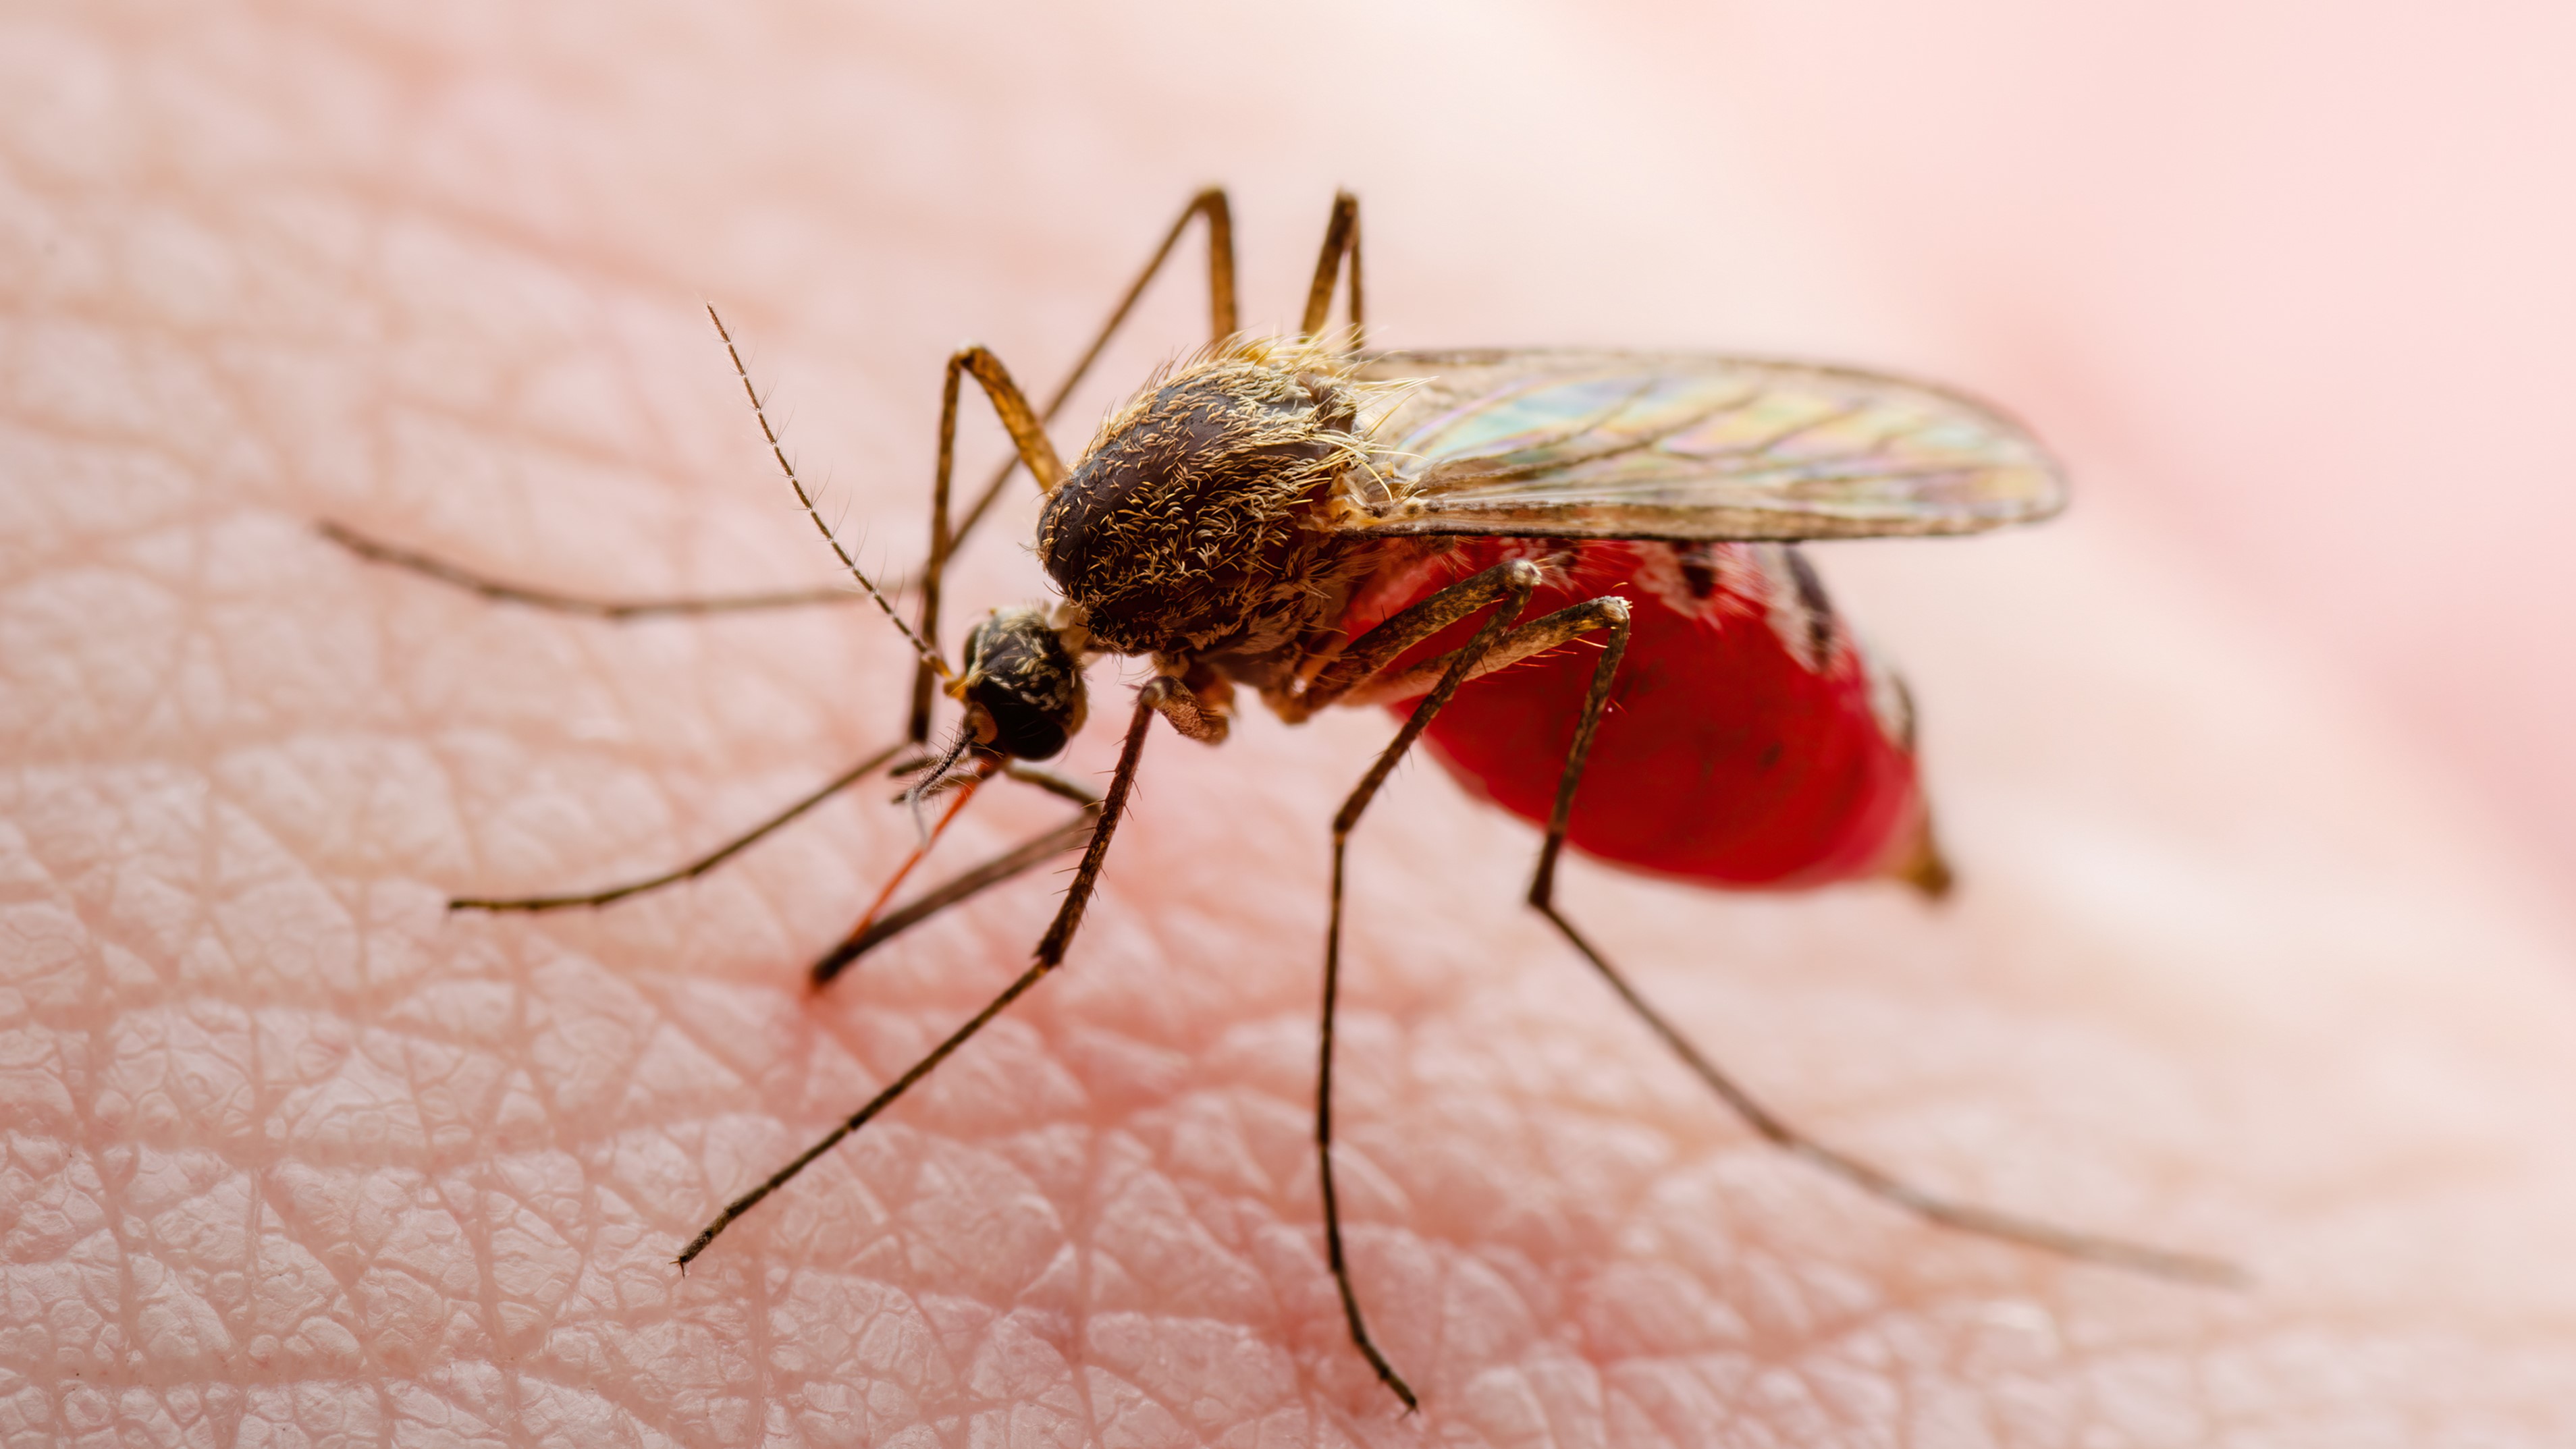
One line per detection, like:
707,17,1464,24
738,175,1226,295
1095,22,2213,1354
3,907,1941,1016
1339,539,1932,890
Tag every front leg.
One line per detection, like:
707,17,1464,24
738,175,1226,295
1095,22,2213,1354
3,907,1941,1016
1141,663,1237,744
317,519,875,620
680,690,1158,1269
925,189,1242,739
449,742,906,914
903,342,1071,742
809,759,1104,987
1300,190,1363,344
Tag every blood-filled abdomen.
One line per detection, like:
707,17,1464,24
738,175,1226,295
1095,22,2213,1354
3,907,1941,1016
1335,538,1939,891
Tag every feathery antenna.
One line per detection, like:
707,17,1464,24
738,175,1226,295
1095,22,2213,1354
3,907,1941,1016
707,304,950,678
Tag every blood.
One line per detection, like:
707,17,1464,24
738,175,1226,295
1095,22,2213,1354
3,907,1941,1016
1337,537,1928,888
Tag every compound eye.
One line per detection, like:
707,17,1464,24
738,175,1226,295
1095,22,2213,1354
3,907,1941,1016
959,606,1087,761
973,688,1071,761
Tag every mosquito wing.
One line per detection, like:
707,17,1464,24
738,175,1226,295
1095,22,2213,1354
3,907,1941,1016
1339,350,2065,541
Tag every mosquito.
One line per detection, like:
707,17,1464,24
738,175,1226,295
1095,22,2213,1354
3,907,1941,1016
324,188,2237,1411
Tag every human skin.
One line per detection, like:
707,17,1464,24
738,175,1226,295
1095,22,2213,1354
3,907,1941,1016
5,3,2576,1446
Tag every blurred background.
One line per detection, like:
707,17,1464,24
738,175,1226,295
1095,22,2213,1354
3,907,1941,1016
1669,3,2576,925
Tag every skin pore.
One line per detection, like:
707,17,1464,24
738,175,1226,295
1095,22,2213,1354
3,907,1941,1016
6,3,2575,1444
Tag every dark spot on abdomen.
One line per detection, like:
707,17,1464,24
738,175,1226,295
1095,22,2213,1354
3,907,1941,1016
1784,547,1837,662
1678,543,1721,600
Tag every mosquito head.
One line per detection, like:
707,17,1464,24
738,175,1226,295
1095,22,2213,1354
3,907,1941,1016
955,605,1088,761
1036,338,1380,660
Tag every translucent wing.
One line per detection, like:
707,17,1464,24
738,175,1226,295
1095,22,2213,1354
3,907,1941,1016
1339,350,2065,541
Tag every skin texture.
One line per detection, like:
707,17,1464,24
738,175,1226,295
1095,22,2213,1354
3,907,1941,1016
5,3,2575,1446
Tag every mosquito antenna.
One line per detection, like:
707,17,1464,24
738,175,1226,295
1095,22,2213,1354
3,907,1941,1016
706,304,952,680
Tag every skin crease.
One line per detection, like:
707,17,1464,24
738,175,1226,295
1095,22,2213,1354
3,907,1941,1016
5,3,2576,1447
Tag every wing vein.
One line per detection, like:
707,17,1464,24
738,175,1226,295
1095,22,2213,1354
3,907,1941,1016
1344,350,2064,543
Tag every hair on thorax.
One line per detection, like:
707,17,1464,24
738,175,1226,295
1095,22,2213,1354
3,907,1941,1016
1036,335,1406,661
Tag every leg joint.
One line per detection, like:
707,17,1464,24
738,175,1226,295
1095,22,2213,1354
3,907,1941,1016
1297,557,1543,714
1141,669,1234,744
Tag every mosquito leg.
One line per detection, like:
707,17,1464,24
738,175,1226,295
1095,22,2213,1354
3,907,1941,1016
945,188,1235,551
674,952,1054,1271
1289,559,1544,720
448,742,905,912
1315,559,1540,1412
997,758,1101,806
1297,557,1640,719
1335,598,1629,710
1139,670,1233,743
901,187,1349,736
318,520,870,620
1520,624,2244,1288
810,762,1107,987
917,189,1241,741
867,339,1072,744
1299,190,1364,346
809,808,1096,985
679,692,1154,1272
1032,688,1155,967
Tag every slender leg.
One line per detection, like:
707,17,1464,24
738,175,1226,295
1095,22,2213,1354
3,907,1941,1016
318,520,875,619
996,758,1102,807
946,188,1236,549
892,341,1069,739
1520,627,2245,1288
1300,190,1364,346
903,189,1358,741
1338,600,1630,710
1316,559,1540,1412
911,188,1358,738
674,953,1054,1270
448,742,905,912
1294,558,1544,718
424,319,1077,919
678,688,1156,1271
1034,688,1155,967
810,761,1106,987
1138,672,1232,743
913,188,1240,742
809,808,1096,985
1292,557,1639,719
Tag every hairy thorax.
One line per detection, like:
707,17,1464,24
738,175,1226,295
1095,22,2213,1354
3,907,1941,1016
1037,339,1387,666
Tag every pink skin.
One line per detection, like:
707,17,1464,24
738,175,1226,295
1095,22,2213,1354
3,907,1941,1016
7,5,2576,1446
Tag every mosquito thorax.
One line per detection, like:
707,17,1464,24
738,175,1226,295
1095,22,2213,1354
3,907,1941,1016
1036,339,1376,659
955,604,1088,761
